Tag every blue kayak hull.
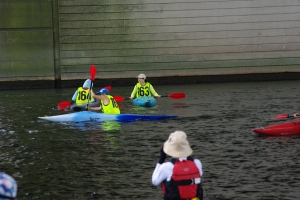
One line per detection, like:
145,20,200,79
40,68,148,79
39,111,177,122
132,97,157,107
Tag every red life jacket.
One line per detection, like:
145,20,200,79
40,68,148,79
162,157,203,200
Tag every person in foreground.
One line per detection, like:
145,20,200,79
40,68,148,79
152,131,203,200
129,73,161,99
71,79,95,105
86,88,120,114
0,172,17,200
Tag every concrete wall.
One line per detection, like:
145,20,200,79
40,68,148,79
58,0,300,81
0,0,54,82
0,0,299,88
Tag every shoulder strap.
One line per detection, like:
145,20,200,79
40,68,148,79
170,158,176,164
171,157,193,164
187,156,194,161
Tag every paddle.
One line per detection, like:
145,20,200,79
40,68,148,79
104,86,111,92
57,85,111,110
58,101,72,110
161,92,185,99
113,92,186,103
272,113,300,120
86,64,97,110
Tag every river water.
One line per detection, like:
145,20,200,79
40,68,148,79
1,81,300,200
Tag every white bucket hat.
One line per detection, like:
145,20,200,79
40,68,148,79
137,74,146,79
163,131,193,158
83,79,93,88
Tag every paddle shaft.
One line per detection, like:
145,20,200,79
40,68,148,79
272,113,300,120
114,92,185,102
86,65,97,110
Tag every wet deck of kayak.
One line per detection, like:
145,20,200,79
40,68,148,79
1,81,300,200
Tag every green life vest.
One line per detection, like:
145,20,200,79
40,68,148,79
75,87,94,104
136,82,152,97
100,95,120,114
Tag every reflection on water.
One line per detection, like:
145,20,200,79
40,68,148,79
0,81,300,199
100,121,122,132
69,120,122,132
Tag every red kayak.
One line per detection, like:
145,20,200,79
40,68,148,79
252,120,300,136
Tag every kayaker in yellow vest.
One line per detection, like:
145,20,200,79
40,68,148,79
71,79,95,105
86,88,120,114
129,73,161,99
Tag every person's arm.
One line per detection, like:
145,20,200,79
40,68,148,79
86,89,105,111
87,106,102,111
91,91,110,106
130,85,138,99
149,84,161,98
194,159,203,176
152,147,169,186
71,90,78,102
152,162,173,186
90,89,96,97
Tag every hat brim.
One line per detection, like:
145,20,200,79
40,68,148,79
163,143,193,158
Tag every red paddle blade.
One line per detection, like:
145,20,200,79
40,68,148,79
113,96,125,102
105,86,112,92
168,92,185,99
58,101,71,110
272,114,288,120
90,64,97,81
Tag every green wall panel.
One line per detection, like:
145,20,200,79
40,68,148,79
0,30,54,78
0,0,52,28
0,0,54,80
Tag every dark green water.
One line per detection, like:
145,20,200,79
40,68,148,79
1,81,300,200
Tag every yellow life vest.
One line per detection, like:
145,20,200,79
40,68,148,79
75,87,94,104
100,95,120,114
136,82,151,97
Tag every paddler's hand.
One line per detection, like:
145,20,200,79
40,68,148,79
86,105,89,110
156,95,161,98
158,147,167,164
129,97,133,100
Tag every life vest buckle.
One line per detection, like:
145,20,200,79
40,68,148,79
191,177,201,185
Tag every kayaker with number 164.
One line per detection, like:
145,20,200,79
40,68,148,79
71,79,95,105
129,73,161,99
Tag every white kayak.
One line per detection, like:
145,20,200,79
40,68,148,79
38,111,177,122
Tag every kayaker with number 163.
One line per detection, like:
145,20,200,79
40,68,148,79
129,73,161,99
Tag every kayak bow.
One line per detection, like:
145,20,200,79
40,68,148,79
252,120,300,136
